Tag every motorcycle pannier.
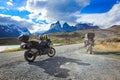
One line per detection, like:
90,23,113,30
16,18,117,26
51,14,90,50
18,35,29,42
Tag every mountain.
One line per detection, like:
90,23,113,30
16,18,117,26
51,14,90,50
0,24,31,38
43,21,99,34
75,23,99,30
63,22,76,32
107,25,120,33
106,25,120,36
44,21,63,34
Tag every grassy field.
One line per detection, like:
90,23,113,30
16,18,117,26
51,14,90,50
93,41,120,60
49,32,83,45
94,42,120,52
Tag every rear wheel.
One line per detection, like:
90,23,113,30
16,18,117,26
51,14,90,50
48,47,56,57
24,50,36,62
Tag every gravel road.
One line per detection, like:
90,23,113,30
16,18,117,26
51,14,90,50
0,43,120,80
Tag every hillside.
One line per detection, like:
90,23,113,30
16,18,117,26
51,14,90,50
107,25,120,35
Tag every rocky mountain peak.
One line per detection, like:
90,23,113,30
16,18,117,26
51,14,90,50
43,21,100,34
63,22,70,28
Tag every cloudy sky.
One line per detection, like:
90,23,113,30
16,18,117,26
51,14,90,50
0,0,120,33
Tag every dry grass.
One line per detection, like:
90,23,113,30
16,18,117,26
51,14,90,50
1,48,22,53
94,42,120,52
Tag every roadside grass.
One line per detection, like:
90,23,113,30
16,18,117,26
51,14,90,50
94,42,120,52
1,48,23,53
93,42,120,60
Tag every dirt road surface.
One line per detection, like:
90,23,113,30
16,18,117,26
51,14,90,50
0,43,120,80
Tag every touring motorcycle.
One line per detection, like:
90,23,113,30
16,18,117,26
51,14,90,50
18,35,56,62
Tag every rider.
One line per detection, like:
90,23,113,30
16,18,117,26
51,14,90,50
39,34,51,52
43,34,51,47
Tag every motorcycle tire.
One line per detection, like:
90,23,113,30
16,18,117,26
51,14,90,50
24,50,36,62
48,47,56,57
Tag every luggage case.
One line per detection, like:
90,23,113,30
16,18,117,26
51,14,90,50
87,33,95,39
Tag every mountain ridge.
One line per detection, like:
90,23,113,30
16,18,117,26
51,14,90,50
0,24,31,38
43,21,99,34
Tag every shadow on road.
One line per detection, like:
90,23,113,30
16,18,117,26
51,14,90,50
29,56,90,78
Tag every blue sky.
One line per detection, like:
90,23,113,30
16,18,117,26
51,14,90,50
81,0,118,13
0,0,120,33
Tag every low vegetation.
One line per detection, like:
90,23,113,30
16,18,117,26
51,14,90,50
1,48,22,53
94,42,120,52
94,36,120,52
93,37,120,60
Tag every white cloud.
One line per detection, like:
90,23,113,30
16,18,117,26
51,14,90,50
77,3,120,28
30,23,50,33
18,7,26,11
0,14,32,26
29,12,40,19
7,1,13,6
10,0,13,2
26,0,90,24
0,7,5,9
0,14,49,33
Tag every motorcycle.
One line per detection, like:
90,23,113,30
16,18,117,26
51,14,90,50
18,35,56,62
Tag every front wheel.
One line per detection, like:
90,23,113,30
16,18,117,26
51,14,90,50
24,50,36,62
48,47,56,57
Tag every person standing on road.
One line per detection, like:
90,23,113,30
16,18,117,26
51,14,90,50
86,38,94,54
84,33,95,54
